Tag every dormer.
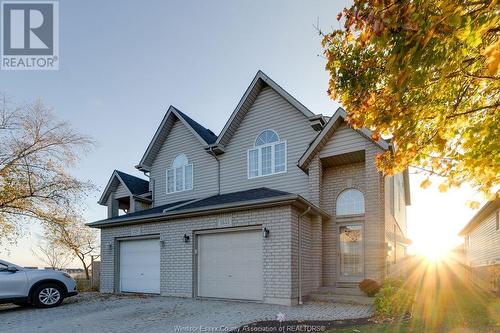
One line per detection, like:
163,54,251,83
98,170,151,218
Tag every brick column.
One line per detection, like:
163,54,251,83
308,154,322,207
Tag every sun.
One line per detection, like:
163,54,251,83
407,215,462,262
420,247,449,261
415,241,451,261
410,237,453,262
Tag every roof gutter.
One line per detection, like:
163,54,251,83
458,197,499,236
87,195,330,228
297,108,390,171
132,195,152,204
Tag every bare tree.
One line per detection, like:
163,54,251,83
33,239,72,270
0,93,95,243
45,216,99,279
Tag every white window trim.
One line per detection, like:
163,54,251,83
336,188,365,216
247,140,287,179
166,163,194,194
254,129,280,147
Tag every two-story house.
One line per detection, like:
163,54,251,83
459,198,500,293
88,71,411,306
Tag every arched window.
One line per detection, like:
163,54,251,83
167,154,193,193
336,189,365,216
172,154,188,168
248,130,286,178
255,129,279,146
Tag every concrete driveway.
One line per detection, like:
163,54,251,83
0,293,373,333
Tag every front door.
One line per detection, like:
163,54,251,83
338,224,364,282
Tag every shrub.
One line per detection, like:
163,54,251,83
359,279,381,297
381,277,404,289
374,284,414,318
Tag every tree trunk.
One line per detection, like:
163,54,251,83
77,255,90,280
83,264,90,280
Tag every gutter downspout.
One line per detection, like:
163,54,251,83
140,170,154,207
207,147,221,195
298,206,311,305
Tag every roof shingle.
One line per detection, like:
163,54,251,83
175,109,218,144
168,187,290,212
115,170,150,196
90,187,293,226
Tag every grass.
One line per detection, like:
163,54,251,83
328,259,500,333
75,278,98,292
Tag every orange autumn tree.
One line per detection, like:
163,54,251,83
322,0,499,199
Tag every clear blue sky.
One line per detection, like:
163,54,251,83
0,1,483,266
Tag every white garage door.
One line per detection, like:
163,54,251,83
198,229,263,300
119,238,160,294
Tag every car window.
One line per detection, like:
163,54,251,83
0,262,7,270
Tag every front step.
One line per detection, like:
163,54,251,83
309,292,374,305
318,286,365,296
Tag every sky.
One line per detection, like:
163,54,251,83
0,1,485,267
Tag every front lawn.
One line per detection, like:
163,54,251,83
329,261,500,333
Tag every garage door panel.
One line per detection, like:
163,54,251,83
119,239,160,294
198,230,263,300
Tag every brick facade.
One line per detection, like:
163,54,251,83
98,146,401,305
99,146,398,305
320,146,386,286
100,205,324,306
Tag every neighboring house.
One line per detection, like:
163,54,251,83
459,198,500,293
88,71,411,306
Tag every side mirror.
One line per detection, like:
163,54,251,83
7,266,18,272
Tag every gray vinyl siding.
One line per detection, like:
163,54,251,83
393,173,407,234
115,182,130,198
467,211,500,267
219,86,316,199
320,124,367,157
150,118,219,206
218,79,264,148
385,173,407,235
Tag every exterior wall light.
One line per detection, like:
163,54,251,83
263,227,270,238
183,234,190,243
160,239,166,248
106,241,113,249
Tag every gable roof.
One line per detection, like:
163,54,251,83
215,70,316,148
136,106,217,171
458,197,499,236
297,108,412,204
98,170,150,205
176,109,217,144
298,107,390,170
88,187,330,228
115,170,150,196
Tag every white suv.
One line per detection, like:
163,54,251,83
0,259,78,308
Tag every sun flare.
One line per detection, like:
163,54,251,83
419,246,449,261
410,235,454,262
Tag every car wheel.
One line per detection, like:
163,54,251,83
34,284,64,308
